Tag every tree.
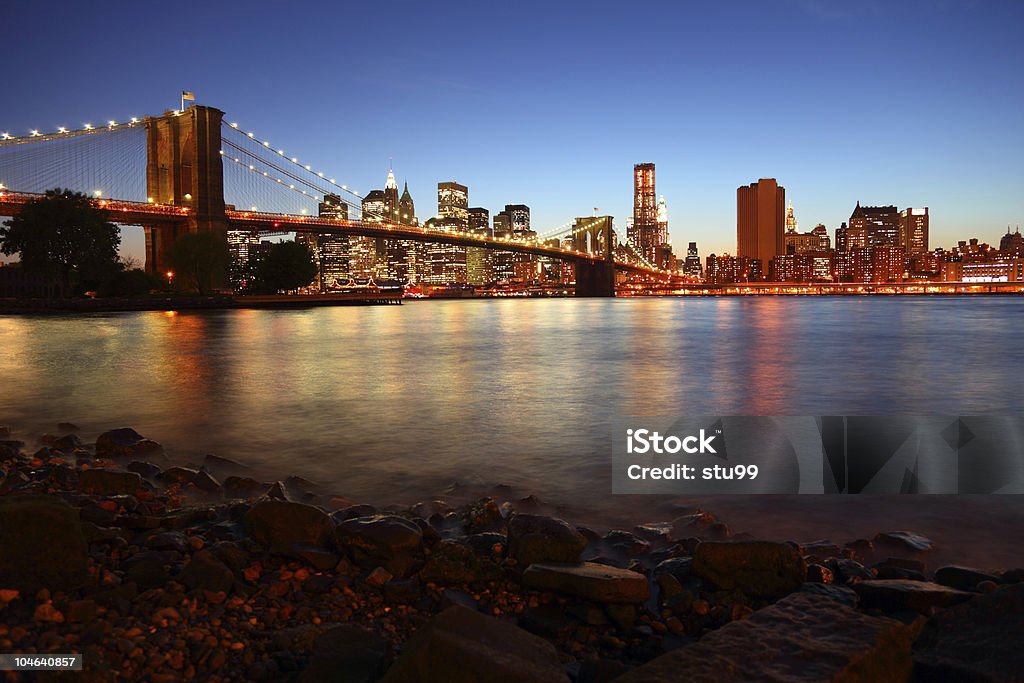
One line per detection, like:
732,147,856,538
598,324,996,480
249,241,317,294
0,188,121,294
167,231,230,295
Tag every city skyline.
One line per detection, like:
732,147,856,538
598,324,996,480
1,1,1022,264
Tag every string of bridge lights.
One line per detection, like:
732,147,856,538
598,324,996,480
221,121,364,201
0,116,149,143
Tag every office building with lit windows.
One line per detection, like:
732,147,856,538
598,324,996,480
899,207,929,255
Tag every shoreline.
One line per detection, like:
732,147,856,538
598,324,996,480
2,289,1022,314
1,423,1021,680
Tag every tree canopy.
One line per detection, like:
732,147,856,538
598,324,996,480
167,231,231,296
248,241,317,294
0,188,121,293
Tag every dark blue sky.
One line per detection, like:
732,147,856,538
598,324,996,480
3,0,1022,260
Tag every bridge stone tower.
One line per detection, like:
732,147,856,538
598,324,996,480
573,215,615,297
143,105,227,274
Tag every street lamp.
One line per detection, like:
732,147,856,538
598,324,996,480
166,271,175,287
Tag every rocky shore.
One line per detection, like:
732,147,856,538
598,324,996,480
0,424,1021,682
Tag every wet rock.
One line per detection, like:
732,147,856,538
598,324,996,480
873,558,926,581
201,453,251,478
223,475,263,498
914,583,1024,682
278,544,341,572
874,531,934,554
617,592,919,682
465,531,506,556
95,428,163,459
653,557,693,583
146,531,189,552
420,540,502,584
522,562,650,603
670,511,731,540
243,500,333,549
933,565,1001,591
827,558,876,583
507,514,587,567
806,564,834,584
853,579,973,613
124,550,177,589
519,604,575,639
159,466,200,485
57,422,79,432
0,496,88,592
191,469,221,493
331,504,378,523
264,481,290,501
334,515,424,578
798,582,859,608
602,530,651,557
52,433,83,451
79,468,144,496
298,624,391,683
379,605,569,683
463,497,505,534
178,550,234,593
692,541,806,599
800,539,843,561
126,461,162,480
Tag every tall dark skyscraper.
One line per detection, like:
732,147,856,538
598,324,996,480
399,182,416,226
630,163,660,263
683,241,703,278
737,178,785,278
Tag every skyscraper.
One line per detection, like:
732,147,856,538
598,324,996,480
351,191,385,277
848,203,899,249
466,207,492,285
492,211,514,282
736,178,785,279
314,193,350,290
785,200,798,234
437,182,469,223
399,182,416,226
683,242,703,278
629,163,659,263
898,207,929,255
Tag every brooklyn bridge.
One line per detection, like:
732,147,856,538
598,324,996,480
0,105,673,296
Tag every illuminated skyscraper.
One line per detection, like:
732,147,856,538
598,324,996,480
785,200,798,234
351,191,385,277
629,163,659,263
848,202,899,249
898,207,929,255
306,193,350,290
466,207,492,285
683,241,703,278
437,181,469,224
492,211,514,282
736,178,785,280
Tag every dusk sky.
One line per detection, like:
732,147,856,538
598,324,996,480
2,0,1023,261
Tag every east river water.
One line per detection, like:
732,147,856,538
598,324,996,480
2,297,1023,568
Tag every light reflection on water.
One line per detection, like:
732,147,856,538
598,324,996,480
2,297,1023,567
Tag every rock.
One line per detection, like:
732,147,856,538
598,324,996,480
0,496,88,592
79,467,144,496
126,461,162,480
874,531,934,554
827,558,876,583
124,550,177,589
519,604,575,639
578,658,632,683
201,454,251,478
420,541,502,584
522,562,650,603
465,531,507,556
57,422,79,432
602,530,651,557
853,579,973,613
507,514,587,567
806,564,834,584
298,624,391,683
617,592,919,682
799,582,859,608
800,539,844,561
223,475,263,498
278,544,341,572
146,531,189,552
692,541,806,599
933,565,1001,591
334,515,424,578
95,427,163,459
52,433,83,451
366,567,393,587
379,605,569,683
243,500,333,549
178,550,234,593
463,497,505,534
192,469,221,493
331,504,379,522
670,511,730,540
914,583,1024,682
653,557,693,583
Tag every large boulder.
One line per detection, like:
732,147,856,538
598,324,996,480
522,562,650,603
334,515,424,578
242,500,333,549
178,549,235,593
95,428,163,459
379,605,569,683
933,565,1001,591
79,468,143,496
914,583,1024,682
853,580,973,613
693,540,806,599
298,624,391,683
0,496,88,592
507,514,586,567
617,592,920,683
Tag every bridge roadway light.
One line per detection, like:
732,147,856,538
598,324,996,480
93,190,102,198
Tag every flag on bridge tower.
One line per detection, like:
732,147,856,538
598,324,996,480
181,91,195,110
